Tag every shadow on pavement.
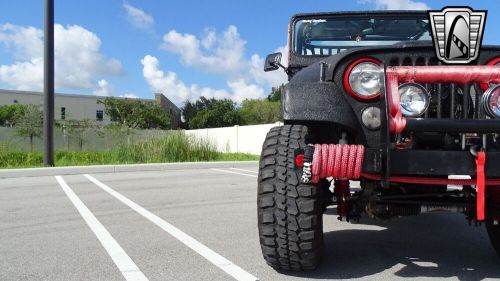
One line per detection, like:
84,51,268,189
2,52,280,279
281,213,500,280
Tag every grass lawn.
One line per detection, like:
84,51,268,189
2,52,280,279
0,132,259,169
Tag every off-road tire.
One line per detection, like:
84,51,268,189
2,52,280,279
257,125,328,271
486,221,500,258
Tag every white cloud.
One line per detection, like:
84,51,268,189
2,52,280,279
161,25,246,76
93,79,112,96
141,55,191,103
157,25,288,104
359,0,430,10
0,24,43,60
0,59,44,91
54,25,124,89
141,55,267,105
121,93,139,99
123,2,154,30
0,23,124,93
249,46,288,88
201,29,216,49
228,79,265,102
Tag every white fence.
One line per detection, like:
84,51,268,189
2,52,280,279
184,122,283,155
0,123,283,154
0,127,169,151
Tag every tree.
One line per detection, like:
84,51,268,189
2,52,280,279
181,96,217,128
188,98,241,129
0,104,26,127
14,104,43,152
181,100,196,129
238,86,283,125
57,119,98,150
267,85,283,102
239,99,282,125
99,97,170,129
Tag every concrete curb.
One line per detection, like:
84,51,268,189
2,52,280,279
0,161,259,179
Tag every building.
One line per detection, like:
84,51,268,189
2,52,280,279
155,93,181,129
0,89,181,128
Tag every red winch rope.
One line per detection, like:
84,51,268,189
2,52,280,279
476,151,486,221
310,144,365,183
307,144,500,185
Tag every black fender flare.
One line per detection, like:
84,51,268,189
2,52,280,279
282,81,359,131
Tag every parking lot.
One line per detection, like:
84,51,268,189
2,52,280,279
1,162,500,281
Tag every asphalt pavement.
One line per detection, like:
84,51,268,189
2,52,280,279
1,162,500,281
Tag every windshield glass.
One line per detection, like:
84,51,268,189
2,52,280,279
294,15,431,56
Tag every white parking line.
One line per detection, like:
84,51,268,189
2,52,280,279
229,168,258,174
55,176,148,281
83,174,259,281
211,168,258,178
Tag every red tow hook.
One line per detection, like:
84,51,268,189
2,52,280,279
295,154,304,167
475,150,487,221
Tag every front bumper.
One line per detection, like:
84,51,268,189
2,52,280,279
384,65,500,135
404,119,500,133
377,65,500,185
363,149,500,177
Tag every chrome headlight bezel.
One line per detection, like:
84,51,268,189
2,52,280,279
482,85,500,119
344,58,382,101
398,83,431,117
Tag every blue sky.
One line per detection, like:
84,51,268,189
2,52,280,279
0,0,499,105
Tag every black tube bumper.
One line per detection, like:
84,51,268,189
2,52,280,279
363,149,500,177
404,119,500,133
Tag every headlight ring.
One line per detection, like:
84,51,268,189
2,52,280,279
398,83,431,117
343,58,383,101
482,84,500,119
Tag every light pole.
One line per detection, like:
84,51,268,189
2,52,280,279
44,0,55,166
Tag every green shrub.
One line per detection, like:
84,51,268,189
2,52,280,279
0,150,44,168
0,131,258,168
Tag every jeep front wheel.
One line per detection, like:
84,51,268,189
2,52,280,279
257,124,328,271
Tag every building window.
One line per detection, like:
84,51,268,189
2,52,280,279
61,107,66,120
96,110,103,121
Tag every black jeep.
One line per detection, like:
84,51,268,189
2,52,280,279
257,11,500,271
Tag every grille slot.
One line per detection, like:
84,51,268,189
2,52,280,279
402,57,413,66
387,56,484,121
463,84,470,119
450,84,456,119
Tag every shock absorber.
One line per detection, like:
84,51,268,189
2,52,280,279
334,179,350,221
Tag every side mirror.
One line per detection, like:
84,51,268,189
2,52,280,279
264,52,283,72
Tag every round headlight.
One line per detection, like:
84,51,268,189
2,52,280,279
399,83,431,117
344,58,382,100
482,85,500,119
361,106,381,130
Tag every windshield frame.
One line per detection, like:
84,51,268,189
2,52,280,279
290,11,430,58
